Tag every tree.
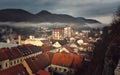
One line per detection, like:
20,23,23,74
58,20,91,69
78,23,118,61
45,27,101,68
102,7,120,75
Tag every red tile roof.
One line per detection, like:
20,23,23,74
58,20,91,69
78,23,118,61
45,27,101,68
40,44,53,52
0,64,29,75
64,45,74,52
0,47,23,61
51,53,83,69
72,54,83,69
25,52,54,74
0,44,41,61
0,48,9,61
37,70,50,75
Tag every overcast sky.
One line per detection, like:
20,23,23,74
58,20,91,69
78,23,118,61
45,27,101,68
0,0,120,24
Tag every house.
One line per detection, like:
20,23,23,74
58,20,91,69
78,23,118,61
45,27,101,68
24,39,44,46
22,52,54,75
52,40,68,46
69,43,79,48
0,48,23,70
53,41,62,48
77,39,84,45
78,44,94,52
51,53,83,69
0,44,42,71
23,36,50,46
47,53,83,75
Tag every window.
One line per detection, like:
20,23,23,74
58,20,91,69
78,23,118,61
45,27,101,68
6,63,8,67
55,67,57,71
59,68,61,71
20,59,23,62
0,64,2,69
10,62,12,65
64,69,67,72
48,67,54,72
14,61,16,64
17,60,19,63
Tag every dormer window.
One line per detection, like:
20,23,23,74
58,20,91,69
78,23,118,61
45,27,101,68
64,69,67,72
10,62,12,65
0,64,2,69
14,61,16,64
6,63,8,67
59,68,61,71
17,59,19,63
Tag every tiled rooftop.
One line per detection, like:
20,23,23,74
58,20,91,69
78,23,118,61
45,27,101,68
0,64,29,75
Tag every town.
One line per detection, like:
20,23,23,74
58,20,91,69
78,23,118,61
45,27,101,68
0,0,120,75
0,25,102,75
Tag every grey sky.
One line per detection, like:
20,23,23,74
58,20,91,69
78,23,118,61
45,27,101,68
0,0,120,24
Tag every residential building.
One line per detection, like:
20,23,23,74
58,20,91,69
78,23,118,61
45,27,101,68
52,26,72,40
23,35,50,46
64,26,72,38
22,52,54,75
0,44,42,71
52,28,64,40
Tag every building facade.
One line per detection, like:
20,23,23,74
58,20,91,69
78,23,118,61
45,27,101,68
52,28,64,40
52,26,72,40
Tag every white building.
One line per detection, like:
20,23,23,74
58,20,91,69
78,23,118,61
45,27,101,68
23,35,47,46
64,26,72,38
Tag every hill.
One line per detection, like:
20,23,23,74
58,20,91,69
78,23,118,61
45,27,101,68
0,9,101,24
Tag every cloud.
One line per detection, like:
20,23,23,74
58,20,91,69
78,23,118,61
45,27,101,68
0,0,120,24
0,0,119,15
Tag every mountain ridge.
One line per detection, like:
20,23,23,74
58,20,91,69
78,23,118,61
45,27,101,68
0,9,101,24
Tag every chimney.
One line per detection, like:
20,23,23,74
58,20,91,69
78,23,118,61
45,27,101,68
18,35,21,45
7,38,10,44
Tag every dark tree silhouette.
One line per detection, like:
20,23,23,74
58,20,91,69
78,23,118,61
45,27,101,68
79,6,120,75
102,7,120,75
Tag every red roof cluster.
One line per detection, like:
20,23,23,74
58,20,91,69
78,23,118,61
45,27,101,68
51,53,83,69
0,47,23,61
0,48,9,61
0,44,41,61
0,64,29,75
25,52,54,74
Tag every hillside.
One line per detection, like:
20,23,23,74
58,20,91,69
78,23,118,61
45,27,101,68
0,9,101,24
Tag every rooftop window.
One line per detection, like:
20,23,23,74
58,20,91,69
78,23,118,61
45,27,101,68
6,63,8,67
0,64,2,69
